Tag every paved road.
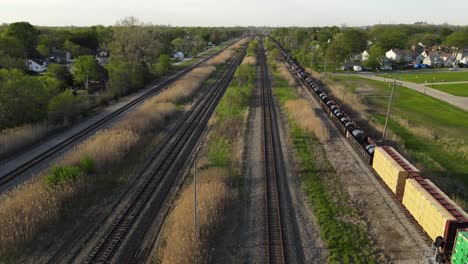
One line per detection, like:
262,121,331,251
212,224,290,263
431,81,468,85
354,74,468,111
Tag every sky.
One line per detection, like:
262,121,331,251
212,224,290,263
0,0,467,27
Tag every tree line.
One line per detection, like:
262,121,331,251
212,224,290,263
271,24,468,70
0,18,244,130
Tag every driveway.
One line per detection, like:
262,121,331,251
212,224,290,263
355,74,468,111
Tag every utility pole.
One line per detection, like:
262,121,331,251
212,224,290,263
193,158,198,239
381,77,397,143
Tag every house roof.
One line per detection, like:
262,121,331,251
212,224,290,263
29,58,45,65
390,49,413,56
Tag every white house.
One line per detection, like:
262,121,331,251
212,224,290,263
385,49,414,63
173,51,184,59
415,54,426,64
455,50,468,65
27,59,47,73
440,52,456,67
361,50,370,61
423,51,444,67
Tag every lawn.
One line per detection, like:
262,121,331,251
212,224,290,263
378,71,468,83
429,83,468,97
331,75,468,189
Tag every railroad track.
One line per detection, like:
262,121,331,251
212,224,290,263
0,40,237,189
259,38,286,264
81,42,247,264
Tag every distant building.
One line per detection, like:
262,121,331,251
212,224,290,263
361,50,370,61
385,49,414,63
49,48,72,64
173,51,184,59
96,48,110,65
350,53,362,62
27,58,47,73
423,51,444,67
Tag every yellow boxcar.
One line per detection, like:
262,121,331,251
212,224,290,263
372,147,417,200
402,178,468,241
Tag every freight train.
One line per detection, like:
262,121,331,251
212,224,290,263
270,37,468,264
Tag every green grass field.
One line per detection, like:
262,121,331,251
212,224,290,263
429,83,468,97
331,75,468,191
378,71,468,83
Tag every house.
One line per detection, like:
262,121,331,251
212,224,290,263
411,42,426,54
415,53,426,64
96,48,110,65
455,50,468,65
423,51,444,67
350,53,362,62
385,49,414,63
439,52,456,67
49,48,72,64
173,51,184,59
431,45,451,53
361,50,370,61
340,62,361,71
207,42,215,47
27,59,47,73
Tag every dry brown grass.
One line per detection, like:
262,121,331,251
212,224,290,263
242,56,256,65
324,79,367,119
0,123,55,157
153,66,216,104
160,167,232,264
285,99,330,142
0,178,85,255
231,38,249,50
278,63,297,86
59,129,140,171
305,67,322,80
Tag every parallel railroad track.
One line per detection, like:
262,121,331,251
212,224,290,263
259,38,286,264
0,41,236,188
81,42,248,264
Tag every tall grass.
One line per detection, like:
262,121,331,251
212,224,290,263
0,178,85,255
160,168,232,264
0,123,56,158
285,99,329,142
0,42,240,258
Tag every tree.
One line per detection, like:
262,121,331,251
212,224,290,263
325,33,350,67
363,45,385,70
3,22,39,56
375,30,408,50
72,55,101,90
0,35,25,57
0,69,56,128
37,44,50,57
343,29,368,53
154,54,171,76
47,64,73,88
48,89,89,124
444,32,468,49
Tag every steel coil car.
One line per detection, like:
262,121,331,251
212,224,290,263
345,122,356,131
365,144,375,154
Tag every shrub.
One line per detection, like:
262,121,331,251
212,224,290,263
0,123,55,157
44,165,82,187
154,54,171,76
47,89,89,124
79,156,96,174
207,137,231,167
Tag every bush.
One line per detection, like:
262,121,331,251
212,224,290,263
79,156,96,174
48,89,89,125
154,54,171,76
207,137,231,167
44,165,82,187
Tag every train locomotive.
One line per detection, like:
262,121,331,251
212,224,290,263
271,38,468,264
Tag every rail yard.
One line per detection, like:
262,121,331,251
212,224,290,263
0,7,467,264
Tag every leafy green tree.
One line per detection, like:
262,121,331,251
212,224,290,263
363,45,385,70
0,35,25,57
72,55,101,90
3,22,38,56
325,33,350,67
0,69,56,128
343,29,368,53
154,54,171,76
47,89,89,124
375,30,408,50
37,44,50,57
47,64,73,88
444,32,468,49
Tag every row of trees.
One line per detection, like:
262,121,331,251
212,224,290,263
0,18,244,130
271,24,468,70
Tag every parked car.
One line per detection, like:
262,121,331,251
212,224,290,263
404,63,414,69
